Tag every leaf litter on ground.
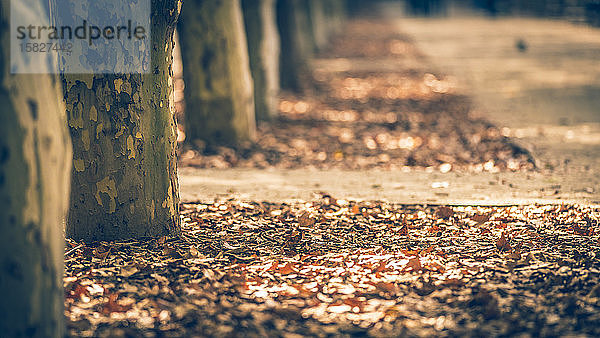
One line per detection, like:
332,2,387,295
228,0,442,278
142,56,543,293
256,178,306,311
65,199,600,337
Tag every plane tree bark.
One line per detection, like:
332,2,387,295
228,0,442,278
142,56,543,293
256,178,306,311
242,0,280,121
178,0,256,147
0,0,71,335
62,0,182,241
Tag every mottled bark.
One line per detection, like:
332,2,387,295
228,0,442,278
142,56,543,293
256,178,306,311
242,0,280,121
179,0,256,146
64,0,181,241
0,1,70,336
276,0,314,92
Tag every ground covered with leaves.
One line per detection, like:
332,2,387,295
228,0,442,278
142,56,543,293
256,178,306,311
179,19,534,172
65,198,600,337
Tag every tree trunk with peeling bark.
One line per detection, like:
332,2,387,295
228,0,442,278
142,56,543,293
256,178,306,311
242,0,280,121
63,0,181,241
178,0,256,147
0,1,70,336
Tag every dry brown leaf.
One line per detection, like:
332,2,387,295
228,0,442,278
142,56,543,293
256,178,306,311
162,246,181,258
277,262,298,275
374,281,397,293
507,250,521,260
426,261,446,273
398,224,409,236
298,212,315,227
435,206,454,219
496,232,512,252
120,264,139,278
472,212,492,224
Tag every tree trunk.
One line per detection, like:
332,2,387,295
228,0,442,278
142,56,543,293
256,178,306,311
308,0,329,51
63,0,181,241
0,1,70,336
276,0,315,92
179,0,256,147
242,0,280,121
323,0,346,38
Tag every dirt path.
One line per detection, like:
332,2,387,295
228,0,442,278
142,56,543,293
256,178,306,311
388,2,600,188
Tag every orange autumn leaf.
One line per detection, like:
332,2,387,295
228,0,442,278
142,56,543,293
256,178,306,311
400,249,419,256
420,245,435,255
374,281,397,293
373,259,392,273
426,261,446,273
405,256,422,272
495,222,508,229
343,297,365,310
102,294,132,314
266,261,280,272
480,227,492,235
277,262,298,274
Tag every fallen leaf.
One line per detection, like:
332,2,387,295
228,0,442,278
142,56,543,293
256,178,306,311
496,232,511,252
398,224,409,236
405,256,422,272
435,206,454,219
120,264,139,278
102,294,132,314
507,250,521,260
374,281,397,293
298,212,315,227
472,212,492,224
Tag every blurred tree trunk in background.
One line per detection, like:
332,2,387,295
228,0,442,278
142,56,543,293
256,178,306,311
63,0,181,241
277,0,347,92
308,0,329,51
0,1,70,335
277,0,315,92
242,0,280,121
323,0,346,37
179,0,256,146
